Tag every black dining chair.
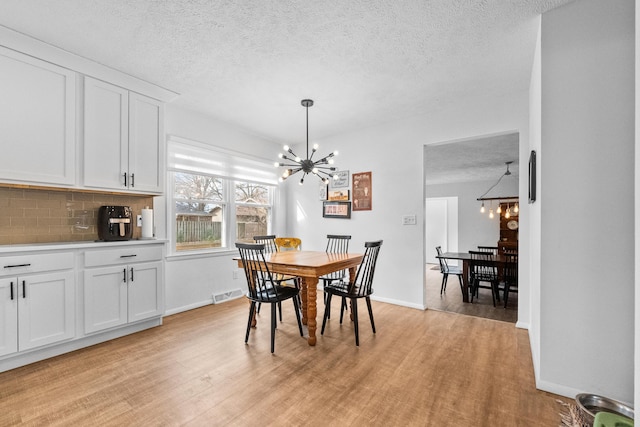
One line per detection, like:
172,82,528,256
435,246,464,296
252,235,300,320
468,250,500,306
502,253,518,308
477,246,499,255
320,235,351,314
236,243,303,353
321,240,382,346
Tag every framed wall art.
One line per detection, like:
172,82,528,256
352,171,372,211
329,170,349,189
322,201,351,219
328,189,349,201
319,184,328,201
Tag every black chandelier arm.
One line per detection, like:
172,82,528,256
313,165,336,171
278,162,303,168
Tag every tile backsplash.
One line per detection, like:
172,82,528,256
0,187,154,245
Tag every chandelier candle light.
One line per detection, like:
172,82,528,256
275,99,339,185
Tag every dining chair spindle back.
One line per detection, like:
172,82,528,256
468,250,500,307
435,246,464,295
321,240,382,346
236,243,303,353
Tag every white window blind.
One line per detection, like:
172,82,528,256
168,136,278,185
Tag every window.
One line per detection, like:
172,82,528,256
235,181,272,244
168,137,278,254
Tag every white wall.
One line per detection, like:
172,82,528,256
286,91,530,312
635,0,640,414
528,16,543,390
162,105,285,314
539,0,634,403
426,179,517,252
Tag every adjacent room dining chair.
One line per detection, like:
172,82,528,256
468,250,500,307
236,243,303,353
321,240,382,346
435,246,464,296
502,253,518,308
477,246,499,255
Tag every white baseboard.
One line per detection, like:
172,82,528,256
164,299,213,316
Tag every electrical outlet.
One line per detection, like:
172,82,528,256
402,215,416,225
136,215,142,227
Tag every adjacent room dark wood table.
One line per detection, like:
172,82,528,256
436,252,510,303
235,250,363,346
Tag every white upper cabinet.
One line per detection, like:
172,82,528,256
0,46,76,186
128,92,164,194
83,77,164,194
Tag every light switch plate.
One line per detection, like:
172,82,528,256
402,215,416,225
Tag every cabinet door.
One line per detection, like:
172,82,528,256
0,47,76,186
84,77,129,191
0,278,18,357
129,93,164,194
128,261,163,323
84,265,128,334
18,271,75,351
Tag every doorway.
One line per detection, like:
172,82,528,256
424,132,519,323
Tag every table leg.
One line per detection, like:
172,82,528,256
303,276,318,346
300,278,308,325
462,260,469,303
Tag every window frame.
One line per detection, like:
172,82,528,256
168,172,276,257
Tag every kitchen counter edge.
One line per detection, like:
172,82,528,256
0,239,168,254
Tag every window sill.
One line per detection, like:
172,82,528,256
165,248,237,261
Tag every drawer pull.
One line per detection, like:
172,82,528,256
4,263,31,268
120,255,137,258
10,281,14,300
130,267,134,282
123,268,127,283
22,280,26,299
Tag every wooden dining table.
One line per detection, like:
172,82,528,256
235,250,364,346
436,252,510,303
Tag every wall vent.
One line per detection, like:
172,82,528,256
212,289,243,304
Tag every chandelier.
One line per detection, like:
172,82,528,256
275,99,339,185
478,161,519,219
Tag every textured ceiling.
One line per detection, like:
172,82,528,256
0,0,574,145
424,132,519,185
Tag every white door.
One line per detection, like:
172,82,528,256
84,265,128,334
129,93,163,194
128,261,163,323
84,77,129,191
0,46,76,186
18,271,75,351
425,197,459,264
0,278,18,356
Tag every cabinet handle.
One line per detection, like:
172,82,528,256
10,281,14,300
131,173,135,187
130,267,134,282
4,263,31,268
123,172,128,187
120,254,137,258
123,268,127,283
22,280,26,299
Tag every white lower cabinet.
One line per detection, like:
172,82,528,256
84,245,163,334
0,255,75,357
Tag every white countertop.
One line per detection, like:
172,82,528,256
0,239,168,254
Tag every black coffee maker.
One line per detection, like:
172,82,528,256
98,206,133,241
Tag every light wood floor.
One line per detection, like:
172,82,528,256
0,297,566,426
426,264,518,323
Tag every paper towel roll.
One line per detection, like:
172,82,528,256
141,208,154,239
